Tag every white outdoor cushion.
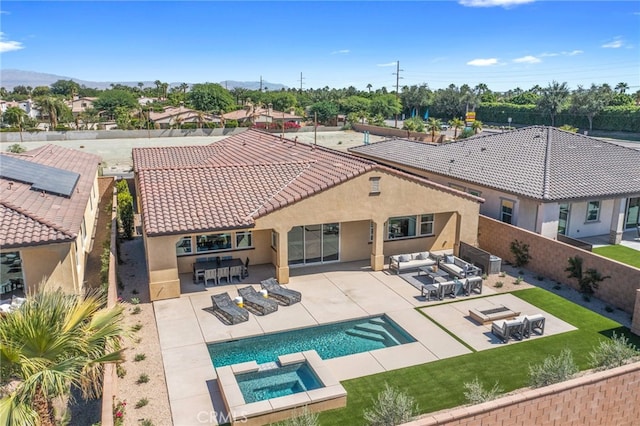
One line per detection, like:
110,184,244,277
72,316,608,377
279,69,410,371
417,251,430,260
399,255,410,262
445,255,455,264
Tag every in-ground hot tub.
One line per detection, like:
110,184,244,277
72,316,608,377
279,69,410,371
217,350,346,426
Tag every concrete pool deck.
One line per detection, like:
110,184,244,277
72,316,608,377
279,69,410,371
155,262,575,425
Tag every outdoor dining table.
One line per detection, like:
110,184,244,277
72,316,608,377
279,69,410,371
192,258,243,283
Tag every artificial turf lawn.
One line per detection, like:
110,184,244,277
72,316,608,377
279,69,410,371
593,245,640,269
317,287,634,426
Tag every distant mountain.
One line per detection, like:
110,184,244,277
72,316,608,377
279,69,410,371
0,69,287,92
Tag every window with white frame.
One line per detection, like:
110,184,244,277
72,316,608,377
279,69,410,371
236,232,252,249
271,231,278,250
419,214,435,236
501,200,514,224
196,233,232,252
387,214,435,239
369,177,381,194
176,237,192,255
586,201,600,222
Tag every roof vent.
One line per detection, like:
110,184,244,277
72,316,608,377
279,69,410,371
568,145,577,149
449,159,455,163
481,147,487,152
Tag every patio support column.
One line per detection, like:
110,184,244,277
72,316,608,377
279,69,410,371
609,198,627,244
370,220,385,271
274,228,290,284
536,202,561,239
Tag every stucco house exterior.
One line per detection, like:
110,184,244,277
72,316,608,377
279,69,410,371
133,130,482,301
0,145,102,295
350,126,640,244
221,104,303,127
149,105,219,129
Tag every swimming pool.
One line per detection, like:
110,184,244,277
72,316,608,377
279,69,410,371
236,362,322,403
208,314,415,367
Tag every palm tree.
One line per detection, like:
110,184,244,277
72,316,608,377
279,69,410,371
471,120,483,134
537,81,570,126
615,82,629,94
425,117,442,141
366,83,372,94
35,96,67,129
154,80,162,98
3,107,27,142
448,117,465,139
179,83,189,94
0,289,124,426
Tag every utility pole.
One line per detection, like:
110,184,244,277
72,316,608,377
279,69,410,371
298,72,305,91
393,61,403,128
259,76,263,92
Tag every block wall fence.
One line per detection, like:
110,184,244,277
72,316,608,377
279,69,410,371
404,362,640,426
476,216,640,335
351,123,445,143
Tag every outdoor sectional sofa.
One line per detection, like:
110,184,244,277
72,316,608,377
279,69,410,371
389,251,436,274
439,254,481,279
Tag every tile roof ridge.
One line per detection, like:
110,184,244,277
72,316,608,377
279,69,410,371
541,127,552,199
245,162,314,219
0,200,75,239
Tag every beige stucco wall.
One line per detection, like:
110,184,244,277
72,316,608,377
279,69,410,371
19,242,78,294
142,168,481,299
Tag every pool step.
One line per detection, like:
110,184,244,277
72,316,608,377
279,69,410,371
355,323,401,346
345,328,387,343
368,318,410,344
258,361,279,371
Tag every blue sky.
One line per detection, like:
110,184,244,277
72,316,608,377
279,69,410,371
1,1,638,92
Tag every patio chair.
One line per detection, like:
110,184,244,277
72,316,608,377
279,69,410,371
204,269,218,287
238,286,278,315
210,293,249,325
194,264,206,283
491,317,525,343
242,257,250,278
217,266,230,285
229,265,243,283
438,281,458,299
523,314,545,338
464,276,483,296
260,278,302,306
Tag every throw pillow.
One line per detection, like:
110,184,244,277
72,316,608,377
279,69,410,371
417,251,429,260
399,255,410,262
445,255,454,264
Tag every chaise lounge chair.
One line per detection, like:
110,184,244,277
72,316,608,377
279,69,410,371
260,278,302,306
210,293,249,325
238,286,279,315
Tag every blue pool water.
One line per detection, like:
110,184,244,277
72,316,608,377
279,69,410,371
208,315,415,367
236,363,322,403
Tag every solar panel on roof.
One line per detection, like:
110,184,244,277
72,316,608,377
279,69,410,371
0,155,80,197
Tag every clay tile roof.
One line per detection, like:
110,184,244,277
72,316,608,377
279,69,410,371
0,145,101,248
350,126,640,201
133,129,378,236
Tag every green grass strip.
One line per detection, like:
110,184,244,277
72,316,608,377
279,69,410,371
317,287,630,426
593,245,640,269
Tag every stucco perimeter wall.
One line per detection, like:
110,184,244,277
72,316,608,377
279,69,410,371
352,123,444,143
0,126,344,143
405,362,640,426
478,216,640,320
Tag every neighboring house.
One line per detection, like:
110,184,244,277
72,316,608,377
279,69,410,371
68,96,98,116
350,126,640,244
0,99,40,119
0,145,102,295
222,103,303,127
149,105,219,128
133,129,482,301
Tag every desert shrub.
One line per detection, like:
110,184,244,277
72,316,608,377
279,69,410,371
529,348,577,388
132,306,142,315
588,332,640,371
134,353,146,362
363,383,418,426
116,364,127,378
510,239,531,267
494,281,504,288
137,373,149,384
514,276,524,285
130,297,140,305
135,398,149,409
281,406,319,426
566,256,609,295
463,377,503,404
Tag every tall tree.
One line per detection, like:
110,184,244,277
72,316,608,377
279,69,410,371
50,79,80,97
471,120,483,134
448,117,465,139
425,117,442,140
368,94,401,119
615,82,629,94
570,84,611,131
0,290,124,426
308,100,339,124
400,84,432,119
93,90,138,119
186,83,235,113
537,81,570,126
34,96,70,129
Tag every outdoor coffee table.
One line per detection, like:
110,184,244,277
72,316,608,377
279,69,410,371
418,266,450,284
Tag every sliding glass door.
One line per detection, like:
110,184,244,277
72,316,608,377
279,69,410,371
625,197,640,229
558,203,570,235
287,223,340,265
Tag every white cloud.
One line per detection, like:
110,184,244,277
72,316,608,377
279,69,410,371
467,58,498,66
602,37,624,48
459,0,534,8
513,55,541,64
377,62,398,67
331,49,350,55
0,32,24,53
566,50,583,56
540,50,583,58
